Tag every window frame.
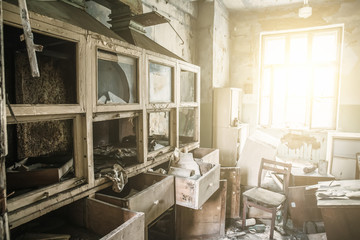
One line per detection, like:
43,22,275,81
257,24,344,130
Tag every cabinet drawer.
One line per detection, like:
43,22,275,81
30,197,145,240
175,163,220,209
96,173,174,225
192,147,219,165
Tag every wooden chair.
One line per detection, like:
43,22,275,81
242,158,292,239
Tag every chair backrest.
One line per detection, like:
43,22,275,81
257,158,292,194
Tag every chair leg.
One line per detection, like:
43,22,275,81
242,197,248,230
283,200,288,229
270,208,276,239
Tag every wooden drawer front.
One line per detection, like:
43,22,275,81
64,197,145,240
175,164,220,209
192,148,219,165
96,173,174,225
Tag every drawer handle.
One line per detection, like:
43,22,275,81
154,200,160,205
209,183,213,187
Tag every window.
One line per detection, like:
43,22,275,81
259,26,343,129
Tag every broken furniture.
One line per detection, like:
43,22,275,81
176,180,227,240
326,132,360,180
288,165,335,229
213,88,249,167
2,1,201,236
316,180,360,240
11,197,145,240
95,172,174,238
242,158,292,239
173,158,220,209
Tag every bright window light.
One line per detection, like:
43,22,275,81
259,26,342,129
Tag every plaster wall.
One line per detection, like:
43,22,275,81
230,0,360,162
197,0,230,148
142,0,198,63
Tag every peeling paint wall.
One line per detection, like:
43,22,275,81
213,0,230,88
230,0,360,161
197,0,230,147
142,0,198,63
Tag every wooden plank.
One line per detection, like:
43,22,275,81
321,207,360,240
176,180,226,240
220,167,241,218
86,198,145,239
288,186,322,229
192,148,219,165
6,105,83,117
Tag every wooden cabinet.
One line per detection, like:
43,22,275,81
1,1,200,234
213,88,249,166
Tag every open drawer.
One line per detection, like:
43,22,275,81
191,147,219,165
96,172,175,225
11,197,145,240
175,163,220,209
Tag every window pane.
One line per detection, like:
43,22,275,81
272,68,286,126
149,62,172,103
312,32,337,62
180,70,196,102
264,37,286,65
288,67,310,97
314,66,336,97
98,52,137,104
311,98,336,129
286,97,307,127
148,112,170,152
179,108,196,146
261,68,271,96
290,35,308,64
260,96,270,125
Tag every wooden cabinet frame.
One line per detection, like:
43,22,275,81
2,1,200,231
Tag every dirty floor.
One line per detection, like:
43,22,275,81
214,218,327,240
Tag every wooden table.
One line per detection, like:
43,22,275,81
290,167,335,186
316,180,360,240
288,167,335,229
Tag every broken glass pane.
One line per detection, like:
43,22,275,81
93,117,139,173
179,108,196,146
149,62,172,103
180,70,196,102
148,111,170,152
97,51,137,104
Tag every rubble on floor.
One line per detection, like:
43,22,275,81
216,218,327,240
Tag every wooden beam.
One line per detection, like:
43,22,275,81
17,0,43,77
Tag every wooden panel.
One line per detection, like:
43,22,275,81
288,186,322,229
176,180,226,240
192,148,219,165
220,167,241,218
175,164,220,209
86,198,145,240
321,208,360,240
95,173,174,225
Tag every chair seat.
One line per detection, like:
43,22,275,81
243,187,286,207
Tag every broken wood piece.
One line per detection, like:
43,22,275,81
168,166,194,177
18,0,43,77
